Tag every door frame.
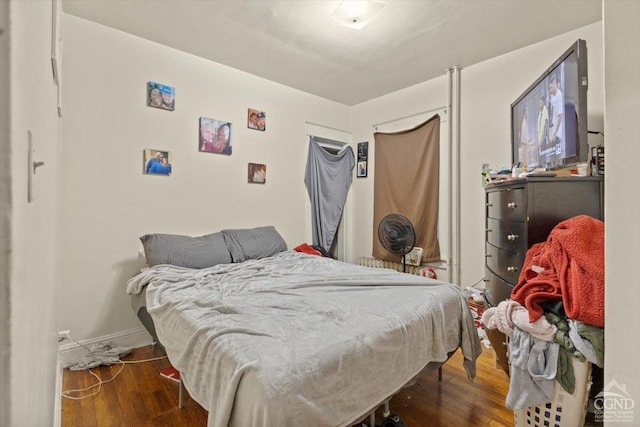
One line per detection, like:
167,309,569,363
0,0,12,423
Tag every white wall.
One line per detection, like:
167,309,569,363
59,15,350,342
603,0,640,422
350,22,603,289
9,0,61,425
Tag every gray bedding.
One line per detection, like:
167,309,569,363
127,251,481,427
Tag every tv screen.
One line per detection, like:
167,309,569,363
511,39,588,170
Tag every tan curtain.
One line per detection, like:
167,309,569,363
373,115,441,263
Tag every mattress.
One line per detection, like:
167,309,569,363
127,251,481,427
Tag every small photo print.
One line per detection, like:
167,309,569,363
357,161,368,178
357,141,368,178
247,108,266,131
143,149,172,176
248,163,266,184
147,81,175,111
199,117,232,155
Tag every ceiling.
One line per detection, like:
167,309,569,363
62,0,602,106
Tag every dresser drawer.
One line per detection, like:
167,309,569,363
486,242,525,284
486,187,526,221
484,267,514,307
486,218,527,255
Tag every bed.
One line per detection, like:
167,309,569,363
127,227,482,427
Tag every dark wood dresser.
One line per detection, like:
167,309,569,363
483,176,604,373
484,176,604,307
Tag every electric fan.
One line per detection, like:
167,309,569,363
377,214,416,272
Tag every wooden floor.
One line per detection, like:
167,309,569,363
62,345,513,427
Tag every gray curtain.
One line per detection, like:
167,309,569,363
304,137,355,251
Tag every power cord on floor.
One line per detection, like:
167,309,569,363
60,332,168,400
62,361,125,400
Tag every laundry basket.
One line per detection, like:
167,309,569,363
514,358,592,427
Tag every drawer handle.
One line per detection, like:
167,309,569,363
483,279,489,282
507,202,517,208
486,229,492,233
507,233,518,241
485,254,492,258
486,203,493,207
507,266,518,272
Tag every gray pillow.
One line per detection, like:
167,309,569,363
222,226,287,262
140,232,232,268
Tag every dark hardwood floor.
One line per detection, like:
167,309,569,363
62,345,513,426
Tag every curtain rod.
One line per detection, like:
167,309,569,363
371,106,447,130
304,121,351,134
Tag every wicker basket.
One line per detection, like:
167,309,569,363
514,358,592,427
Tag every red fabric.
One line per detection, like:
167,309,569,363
511,215,604,327
294,243,323,257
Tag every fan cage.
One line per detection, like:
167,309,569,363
378,214,416,256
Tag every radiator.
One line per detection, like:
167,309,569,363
356,256,424,276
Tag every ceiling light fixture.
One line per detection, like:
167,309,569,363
331,0,385,30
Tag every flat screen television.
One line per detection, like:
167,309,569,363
511,39,588,171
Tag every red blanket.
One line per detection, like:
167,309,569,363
511,215,604,327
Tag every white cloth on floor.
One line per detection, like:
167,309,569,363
65,342,132,371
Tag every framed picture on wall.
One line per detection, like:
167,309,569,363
357,141,368,177
357,161,367,178
199,117,232,155
247,108,266,131
143,149,172,176
248,163,266,184
147,81,175,111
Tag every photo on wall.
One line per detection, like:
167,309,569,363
357,141,368,177
357,161,368,178
247,108,266,131
147,81,175,111
199,117,232,155
248,163,266,184
143,149,172,176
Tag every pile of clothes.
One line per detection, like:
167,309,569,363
481,215,604,410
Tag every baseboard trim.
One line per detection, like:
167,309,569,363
58,327,152,368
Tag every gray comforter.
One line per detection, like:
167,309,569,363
127,251,481,427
